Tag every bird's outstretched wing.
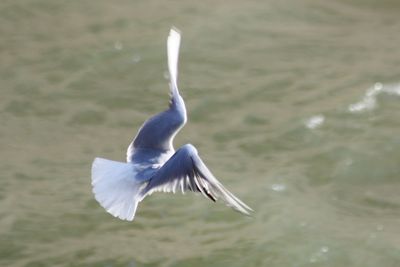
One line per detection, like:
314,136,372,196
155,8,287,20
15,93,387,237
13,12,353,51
139,144,253,215
127,28,187,162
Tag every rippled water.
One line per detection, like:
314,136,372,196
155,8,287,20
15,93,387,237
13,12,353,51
1,1,400,266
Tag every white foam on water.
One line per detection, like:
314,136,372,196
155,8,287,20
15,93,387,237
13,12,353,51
271,183,286,192
309,246,330,263
305,114,325,129
348,82,400,113
320,246,329,253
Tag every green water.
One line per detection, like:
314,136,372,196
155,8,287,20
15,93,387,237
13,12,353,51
1,1,400,266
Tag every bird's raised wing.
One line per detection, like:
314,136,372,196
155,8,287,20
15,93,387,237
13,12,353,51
139,144,253,215
127,28,187,162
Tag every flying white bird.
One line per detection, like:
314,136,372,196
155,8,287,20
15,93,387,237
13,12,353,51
91,28,253,221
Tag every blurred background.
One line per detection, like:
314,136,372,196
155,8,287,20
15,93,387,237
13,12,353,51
1,0,400,266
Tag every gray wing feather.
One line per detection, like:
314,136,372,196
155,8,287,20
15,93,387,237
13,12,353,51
127,28,186,162
139,144,253,215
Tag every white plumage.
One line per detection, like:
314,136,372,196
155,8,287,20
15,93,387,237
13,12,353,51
91,28,253,221
92,158,143,221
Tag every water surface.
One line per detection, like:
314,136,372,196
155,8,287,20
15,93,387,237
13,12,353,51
1,1,400,266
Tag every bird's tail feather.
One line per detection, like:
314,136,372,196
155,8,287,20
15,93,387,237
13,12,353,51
91,157,144,221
